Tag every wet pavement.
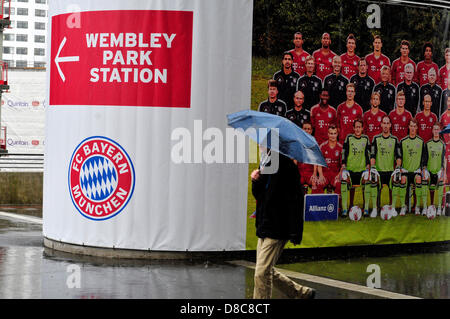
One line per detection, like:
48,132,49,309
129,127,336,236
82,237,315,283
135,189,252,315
277,251,450,299
0,214,248,299
0,208,449,299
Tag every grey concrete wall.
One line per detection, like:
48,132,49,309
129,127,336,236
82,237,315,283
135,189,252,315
0,172,42,204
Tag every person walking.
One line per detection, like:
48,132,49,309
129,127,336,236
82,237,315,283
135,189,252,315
251,152,316,299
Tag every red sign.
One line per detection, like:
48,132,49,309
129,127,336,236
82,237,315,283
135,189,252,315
32,140,39,146
50,10,193,107
32,101,40,106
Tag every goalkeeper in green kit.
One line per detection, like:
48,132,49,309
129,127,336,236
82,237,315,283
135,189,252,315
341,118,371,217
370,116,402,218
397,118,427,215
422,123,446,216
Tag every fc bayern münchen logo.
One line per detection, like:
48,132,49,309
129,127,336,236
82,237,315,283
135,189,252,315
68,136,135,221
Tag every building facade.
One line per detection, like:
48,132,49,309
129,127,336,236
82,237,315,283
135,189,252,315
3,0,47,68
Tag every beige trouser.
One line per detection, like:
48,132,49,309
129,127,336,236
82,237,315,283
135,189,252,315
253,237,310,299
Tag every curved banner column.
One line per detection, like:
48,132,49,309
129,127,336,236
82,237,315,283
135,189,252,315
44,0,252,251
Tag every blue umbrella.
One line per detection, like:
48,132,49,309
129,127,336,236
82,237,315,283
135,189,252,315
440,124,450,134
227,110,327,167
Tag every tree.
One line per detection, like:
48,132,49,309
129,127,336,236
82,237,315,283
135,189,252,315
252,0,450,65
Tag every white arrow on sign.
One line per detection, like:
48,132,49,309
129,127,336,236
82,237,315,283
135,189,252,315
54,36,80,82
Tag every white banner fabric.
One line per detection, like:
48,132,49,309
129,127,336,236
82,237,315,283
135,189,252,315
43,0,252,251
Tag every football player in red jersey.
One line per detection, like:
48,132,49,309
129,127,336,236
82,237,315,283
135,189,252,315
365,35,391,85
341,34,360,80
440,97,450,145
391,40,417,86
336,83,363,144
313,32,337,81
439,48,450,90
363,92,387,143
297,121,320,194
289,32,310,76
439,97,450,186
416,94,438,143
389,91,413,141
310,88,337,145
316,125,343,198
417,42,439,87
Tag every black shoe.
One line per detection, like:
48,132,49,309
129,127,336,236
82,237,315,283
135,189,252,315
306,288,316,299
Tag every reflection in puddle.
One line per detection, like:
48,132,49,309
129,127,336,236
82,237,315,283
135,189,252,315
278,252,450,299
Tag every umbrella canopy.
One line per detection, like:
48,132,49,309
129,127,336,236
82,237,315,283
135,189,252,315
227,110,327,167
440,124,450,134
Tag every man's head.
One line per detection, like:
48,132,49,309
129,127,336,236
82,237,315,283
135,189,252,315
373,35,382,52
400,40,410,58
293,32,304,49
423,94,432,112
305,55,315,73
353,118,364,137
346,83,355,101
381,115,391,134
396,91,406,108
293,90,305,108
328,124,338,142
346,34,356,53
302,121,313,135
321,33,331,49
319,89,330,105
423,42,433,60
432,122,441,139
371,92,381,108
404,63,414,82
332,55,342,74
268,79,278,99
358,59,368,75
380,65,391,82
446,48,450,64
408,118,418,137
428,68,437,85
282,51,293,70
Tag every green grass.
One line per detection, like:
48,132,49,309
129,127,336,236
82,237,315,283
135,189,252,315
246,56,450,250
251,56,281,111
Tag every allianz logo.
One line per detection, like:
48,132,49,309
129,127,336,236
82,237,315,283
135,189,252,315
309,204,335,213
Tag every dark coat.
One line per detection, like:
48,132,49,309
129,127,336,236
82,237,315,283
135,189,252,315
252,153,305,244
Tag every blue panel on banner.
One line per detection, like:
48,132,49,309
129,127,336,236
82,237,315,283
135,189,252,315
304,194,339,221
